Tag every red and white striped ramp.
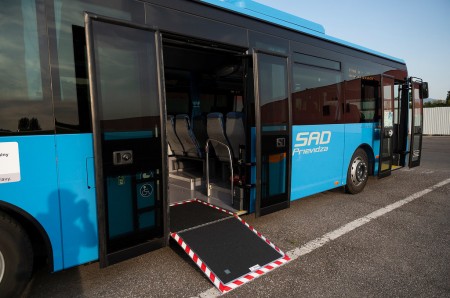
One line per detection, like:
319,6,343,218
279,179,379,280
170,199,291,293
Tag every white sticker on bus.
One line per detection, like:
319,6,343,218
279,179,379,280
0,142,21,183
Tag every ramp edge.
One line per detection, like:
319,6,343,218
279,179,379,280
170,198,235,216
221,215,292,292
171,231,291,293
170,200,291,293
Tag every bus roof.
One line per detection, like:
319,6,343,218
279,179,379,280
199,0,405,64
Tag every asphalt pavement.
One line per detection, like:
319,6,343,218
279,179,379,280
24,136,450,297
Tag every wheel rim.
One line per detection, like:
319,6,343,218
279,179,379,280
0,250,4,284
351,156,368,187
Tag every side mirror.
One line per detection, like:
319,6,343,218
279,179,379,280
421,82,429,99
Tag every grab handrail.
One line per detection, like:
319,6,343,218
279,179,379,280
205,139,234,205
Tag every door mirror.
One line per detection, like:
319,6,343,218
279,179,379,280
421,82,429,99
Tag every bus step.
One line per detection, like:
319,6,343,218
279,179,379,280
169,172,203,190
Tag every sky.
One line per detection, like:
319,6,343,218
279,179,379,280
254,0,450,100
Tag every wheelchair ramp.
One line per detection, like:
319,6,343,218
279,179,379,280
170,199,290,293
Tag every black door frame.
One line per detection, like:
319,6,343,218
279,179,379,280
85,13,168,267
378,74,395,178
409,79,424,168
253,49,291,217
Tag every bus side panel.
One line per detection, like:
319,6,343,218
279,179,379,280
290,124,345,200
55,134,98,269
341,123,380,182
0,136,63,271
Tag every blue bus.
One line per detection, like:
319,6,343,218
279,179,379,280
0,0,427,295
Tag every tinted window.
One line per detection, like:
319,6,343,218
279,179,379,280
362,79,380,122
344,59,384,81
258,54,288,127
292,64,342,125
200,94,230,114
47,0,144,133
92,20,160,132
93,22,160,130
343,78,380,123
294,53,340,71
250,31,289,54
166,92,190,115
0,0,53,135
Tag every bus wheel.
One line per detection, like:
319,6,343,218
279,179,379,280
345,148,369,194
0,211,33,297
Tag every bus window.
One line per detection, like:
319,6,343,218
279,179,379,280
234,94,244,112
48,0,144,133
394,84,400,125
259,54,288,127
200,94,230,114
200,94,215,114
362,80,379,122
0,0,53,134
166,92,190,115
292,64,342,125
250,31,289,55
343,78,380,123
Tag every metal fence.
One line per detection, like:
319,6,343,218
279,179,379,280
423,107,450,135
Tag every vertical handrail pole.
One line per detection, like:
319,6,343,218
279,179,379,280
205,139,234,205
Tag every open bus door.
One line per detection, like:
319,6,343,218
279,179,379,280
409,78,426,168
85,14,168,267
379,75,395,177
253,50,290,217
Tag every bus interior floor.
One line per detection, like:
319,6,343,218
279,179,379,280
168,182,238,213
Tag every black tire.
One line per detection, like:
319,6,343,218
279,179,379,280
345,148,369,194
0,211,33,298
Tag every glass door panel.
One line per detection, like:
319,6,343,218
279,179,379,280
254,52,290,217
379,75,395,177
86,16,166,266
409,82,423,167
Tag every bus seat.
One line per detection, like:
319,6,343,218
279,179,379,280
206,112,233,162
175,114,203,158
193,114,208,151
226,112,245,160
166,115,185,156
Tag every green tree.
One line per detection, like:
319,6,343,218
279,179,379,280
424,92,450,107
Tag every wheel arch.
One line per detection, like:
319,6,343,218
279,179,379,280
358,143,375,176
0,201,54,272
